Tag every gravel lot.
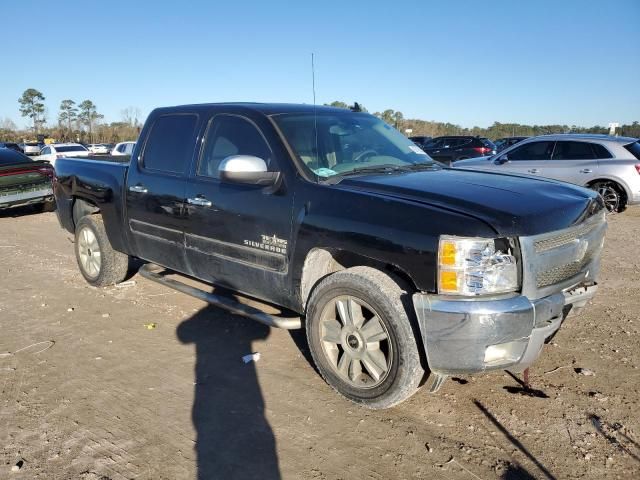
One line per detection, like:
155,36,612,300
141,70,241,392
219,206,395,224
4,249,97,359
1,206,639,479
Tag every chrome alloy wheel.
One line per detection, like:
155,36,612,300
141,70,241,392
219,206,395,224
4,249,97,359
319,296,392,388
596,183,620,212
77,226,102,278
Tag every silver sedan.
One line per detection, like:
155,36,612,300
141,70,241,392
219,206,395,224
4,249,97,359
454,134,640,212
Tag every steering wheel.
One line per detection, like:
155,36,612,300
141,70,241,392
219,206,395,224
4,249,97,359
353,149,379,163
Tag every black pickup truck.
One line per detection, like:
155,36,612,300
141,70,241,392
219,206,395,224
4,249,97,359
53,103,606,408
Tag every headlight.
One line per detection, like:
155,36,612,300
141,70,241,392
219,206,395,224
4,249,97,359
438,236,519,295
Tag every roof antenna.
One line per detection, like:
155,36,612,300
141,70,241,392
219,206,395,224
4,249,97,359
311,53,319,171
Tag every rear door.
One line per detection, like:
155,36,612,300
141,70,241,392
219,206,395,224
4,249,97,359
544,140,600,186
182,112,293,302
125,113,200,272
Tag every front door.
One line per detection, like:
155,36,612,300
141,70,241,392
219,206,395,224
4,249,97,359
494,140,555,177
182,113,293,303
125,113,200,273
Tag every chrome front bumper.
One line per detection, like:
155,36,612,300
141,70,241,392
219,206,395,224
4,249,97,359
413,283,598,375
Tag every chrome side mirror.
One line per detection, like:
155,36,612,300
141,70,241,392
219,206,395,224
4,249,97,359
218,155,280,186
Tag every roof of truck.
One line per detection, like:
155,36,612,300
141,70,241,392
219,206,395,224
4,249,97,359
153,102,357,116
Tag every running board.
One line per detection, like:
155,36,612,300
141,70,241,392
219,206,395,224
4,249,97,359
138,264,302,330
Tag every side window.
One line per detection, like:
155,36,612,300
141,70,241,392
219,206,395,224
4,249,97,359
197,115,272,178
591,143,613,159
508,141,554,160
552,141,596,160
143,114,198,173
41,147,51,155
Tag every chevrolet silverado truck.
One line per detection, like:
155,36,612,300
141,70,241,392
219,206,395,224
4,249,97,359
53,103,607,409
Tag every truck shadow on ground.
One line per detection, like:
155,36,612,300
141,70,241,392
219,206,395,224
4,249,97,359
176,306,281,480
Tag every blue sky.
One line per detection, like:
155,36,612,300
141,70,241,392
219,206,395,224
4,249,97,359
2,0,638,129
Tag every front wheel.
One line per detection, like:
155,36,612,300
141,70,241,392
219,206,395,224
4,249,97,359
74,215,130,286
306,267,425,409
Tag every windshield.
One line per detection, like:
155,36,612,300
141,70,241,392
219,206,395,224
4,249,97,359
274,112,438,179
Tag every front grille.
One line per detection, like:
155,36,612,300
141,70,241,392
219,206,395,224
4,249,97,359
534,222,597,253
536,255,593,288
519,211,606,299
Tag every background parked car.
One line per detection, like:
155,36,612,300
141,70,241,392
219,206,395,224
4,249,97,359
421,136,496,164
0,142,24,153
408,135,432,149
111,141,136,156
87,144,110,155
494,136,528,152
454,134,640,213
35,143,89,167
21,142,44,156
0,148,55,212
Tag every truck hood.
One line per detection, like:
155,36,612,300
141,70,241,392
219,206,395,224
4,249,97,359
338,168,603,236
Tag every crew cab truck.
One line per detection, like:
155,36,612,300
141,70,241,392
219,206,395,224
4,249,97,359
53,103,606,409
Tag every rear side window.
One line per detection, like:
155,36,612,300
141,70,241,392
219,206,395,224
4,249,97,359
0,148,32,165
508,141,554,160
623,141,640,160
197,115,272,178
143,114,198,174
41,147,51,155
591,143,613,159
552,141,596,160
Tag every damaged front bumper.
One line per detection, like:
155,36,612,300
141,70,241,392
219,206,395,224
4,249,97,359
412,283,597,376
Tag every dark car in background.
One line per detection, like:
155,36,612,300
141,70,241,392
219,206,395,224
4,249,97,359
421,136,496,164
0,142,24,153
0,148,55,212
494,136,528,152
408,135,432,149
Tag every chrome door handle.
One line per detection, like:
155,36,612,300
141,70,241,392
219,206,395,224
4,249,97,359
187,196,212,207
580,169,592,174
129,184,148,193
528,169,540,174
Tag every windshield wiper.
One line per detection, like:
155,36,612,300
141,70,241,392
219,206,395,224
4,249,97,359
405,162,440,171
334,164,411,178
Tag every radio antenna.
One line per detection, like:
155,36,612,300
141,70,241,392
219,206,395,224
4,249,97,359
311,53,319,171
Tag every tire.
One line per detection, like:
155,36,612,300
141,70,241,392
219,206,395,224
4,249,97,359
74,215,130,286
306,266,425,409
590,181,627,213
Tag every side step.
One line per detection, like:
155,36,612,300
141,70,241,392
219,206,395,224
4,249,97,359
138,264,302,330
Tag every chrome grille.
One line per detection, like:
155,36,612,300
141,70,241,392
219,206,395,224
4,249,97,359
519,211,606,300
534,222,597,253
536,255,593,288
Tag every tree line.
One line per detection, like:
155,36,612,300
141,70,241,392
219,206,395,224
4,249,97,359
2,90,638,144
1,88,142,144
325,101,640,139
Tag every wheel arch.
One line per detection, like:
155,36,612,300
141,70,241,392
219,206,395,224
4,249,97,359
299,247,419,311
585,177,630,201
72,196,101,228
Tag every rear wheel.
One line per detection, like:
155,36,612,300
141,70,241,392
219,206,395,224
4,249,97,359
74,215,130,286
590,181,627,213
306,267,424,409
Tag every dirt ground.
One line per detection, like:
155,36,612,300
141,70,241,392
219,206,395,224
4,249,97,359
1,206,639,480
